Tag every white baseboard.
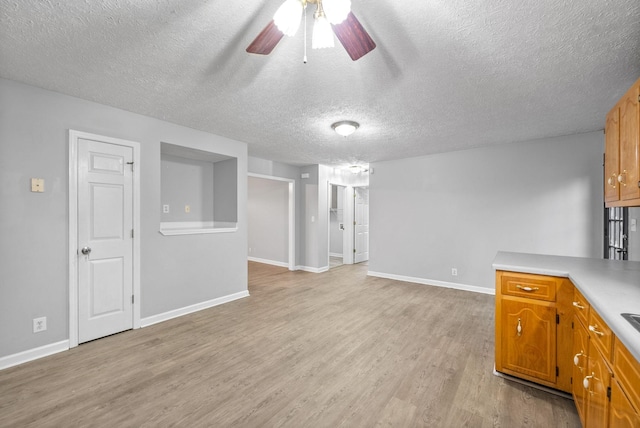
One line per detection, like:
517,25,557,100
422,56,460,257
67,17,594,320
141,290,250,327
367,271,494,295
248,256,289,268
0,340,69,371
329,252,343,258
295,265,329,273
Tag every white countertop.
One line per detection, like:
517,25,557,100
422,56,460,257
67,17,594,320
493,252,640,362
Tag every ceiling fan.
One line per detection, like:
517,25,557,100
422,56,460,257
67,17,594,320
246,0,376,61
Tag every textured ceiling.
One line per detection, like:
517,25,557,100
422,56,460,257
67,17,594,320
1,0,639,167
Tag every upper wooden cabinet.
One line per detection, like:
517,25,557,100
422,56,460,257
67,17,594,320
605,77,640,207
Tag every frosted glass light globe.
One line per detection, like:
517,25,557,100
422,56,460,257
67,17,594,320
323,0,351,25
273,0,303,36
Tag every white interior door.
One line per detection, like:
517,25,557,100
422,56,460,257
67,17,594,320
77,138,134,343
354,187,369,263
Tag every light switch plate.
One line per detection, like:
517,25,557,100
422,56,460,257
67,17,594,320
31,178,45,192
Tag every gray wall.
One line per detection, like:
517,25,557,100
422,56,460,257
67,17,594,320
213,158,238,223
161,154,214,222
248,177,288,264
0,78,248,358
369,132,605,291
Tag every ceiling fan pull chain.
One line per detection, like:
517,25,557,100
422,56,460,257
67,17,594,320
303,2,308,63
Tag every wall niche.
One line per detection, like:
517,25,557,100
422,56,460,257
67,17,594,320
160,142,237,235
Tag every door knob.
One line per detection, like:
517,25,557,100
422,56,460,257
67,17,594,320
81,246,92,255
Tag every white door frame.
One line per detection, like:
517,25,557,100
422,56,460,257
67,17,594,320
327,183,351,266
248,173,296,271
68,130,141,348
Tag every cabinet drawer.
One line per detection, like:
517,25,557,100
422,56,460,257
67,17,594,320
500,272,558,302
572,288,590,328
588,309,613,361
614,337,640,412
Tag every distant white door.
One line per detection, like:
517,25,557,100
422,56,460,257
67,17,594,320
354,187,369,263
77,138,134,343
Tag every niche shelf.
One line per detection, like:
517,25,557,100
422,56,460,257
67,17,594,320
159,142,238,236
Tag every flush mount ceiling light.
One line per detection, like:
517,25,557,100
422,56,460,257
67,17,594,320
332,120,359,136
246,0,376,61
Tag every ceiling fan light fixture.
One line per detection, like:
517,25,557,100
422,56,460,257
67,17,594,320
332,120,359,136
273,0,303,36
312,2,334,49
322,0,351,24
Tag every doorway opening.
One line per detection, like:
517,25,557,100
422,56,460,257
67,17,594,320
329,184,347,268
604,206,628,260
248,174,295,270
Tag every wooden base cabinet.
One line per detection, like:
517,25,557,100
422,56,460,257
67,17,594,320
497,270,640,428
584,338,613,428
568,293,640,428
610,337,640,428
609,379,640,427
495,271,573,392
572,316,589,425
499,298,557,384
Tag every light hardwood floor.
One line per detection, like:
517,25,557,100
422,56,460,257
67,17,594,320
0,262,580,427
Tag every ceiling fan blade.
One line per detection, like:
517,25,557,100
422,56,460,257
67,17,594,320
332,12,376,61
246,20,285,55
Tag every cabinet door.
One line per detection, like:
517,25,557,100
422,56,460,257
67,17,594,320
619,82,640,201
610,379,640,428
585,343,612,428
605,107,621,203
500,298,557,384
572,319,589,426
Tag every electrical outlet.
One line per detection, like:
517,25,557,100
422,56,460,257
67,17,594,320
451,268,458,276
33,317,47,333
163,205,170,213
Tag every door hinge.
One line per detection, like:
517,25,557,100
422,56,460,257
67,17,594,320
131,229,134,238
571,321,574,329
556,314,560,324
132,295,134,304
354,221,356,225
353,249,356,253
126,161,134,172
556,367,559,377
570,377,573,385
607,386,611,401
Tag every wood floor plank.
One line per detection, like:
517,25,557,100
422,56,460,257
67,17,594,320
0,261,580,427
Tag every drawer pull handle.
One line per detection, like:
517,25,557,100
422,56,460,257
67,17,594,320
517,318,522,336
589,325,604,336
572,301,585,310
573,352,585,369
516,285,539,292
